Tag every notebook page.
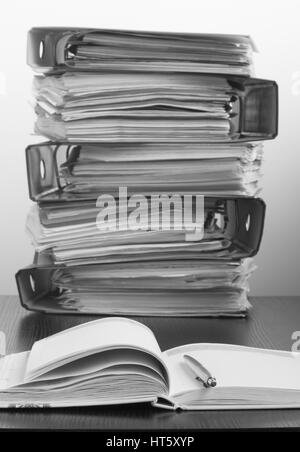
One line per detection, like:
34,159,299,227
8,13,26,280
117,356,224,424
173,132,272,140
0,352,30,390
25,318,162,381
164,344,300,397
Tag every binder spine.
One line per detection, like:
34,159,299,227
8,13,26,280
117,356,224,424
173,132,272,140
233,197,266,258
27,27,91,72
15,265,55,314
26,142,70,201
27,28,65,71
228,78,278,140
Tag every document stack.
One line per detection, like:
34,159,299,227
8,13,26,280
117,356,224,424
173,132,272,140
16,27,278,316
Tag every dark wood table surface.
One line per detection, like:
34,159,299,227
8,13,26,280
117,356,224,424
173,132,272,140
0,295,300,430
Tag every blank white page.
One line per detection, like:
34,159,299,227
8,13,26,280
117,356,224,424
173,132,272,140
164,344,300,397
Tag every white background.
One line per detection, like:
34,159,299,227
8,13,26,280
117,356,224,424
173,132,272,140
0,0,299,295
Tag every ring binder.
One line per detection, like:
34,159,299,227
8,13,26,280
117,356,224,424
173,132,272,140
26,141,265,202
27,27,256,75
32,75,278,143
16,256,252,316
32,196,265,259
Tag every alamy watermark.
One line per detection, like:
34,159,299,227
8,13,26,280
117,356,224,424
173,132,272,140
95,187,204,241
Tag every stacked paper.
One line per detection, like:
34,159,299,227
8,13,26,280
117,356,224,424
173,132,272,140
17,28,278,316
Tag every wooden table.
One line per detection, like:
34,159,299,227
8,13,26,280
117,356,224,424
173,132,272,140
0,295,300,430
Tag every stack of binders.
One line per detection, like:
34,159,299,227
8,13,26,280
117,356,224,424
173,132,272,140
16,27,278,316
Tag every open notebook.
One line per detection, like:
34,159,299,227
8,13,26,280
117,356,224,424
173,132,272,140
1,317,300,410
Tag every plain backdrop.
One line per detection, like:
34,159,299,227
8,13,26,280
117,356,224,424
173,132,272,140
0,0,299,295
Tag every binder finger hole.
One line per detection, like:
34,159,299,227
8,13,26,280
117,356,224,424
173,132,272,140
245,214,251,231
40,159,46,180
39,41,45,59
29,274,35,292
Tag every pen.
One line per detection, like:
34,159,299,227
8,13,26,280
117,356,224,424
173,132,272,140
183,354,217,388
